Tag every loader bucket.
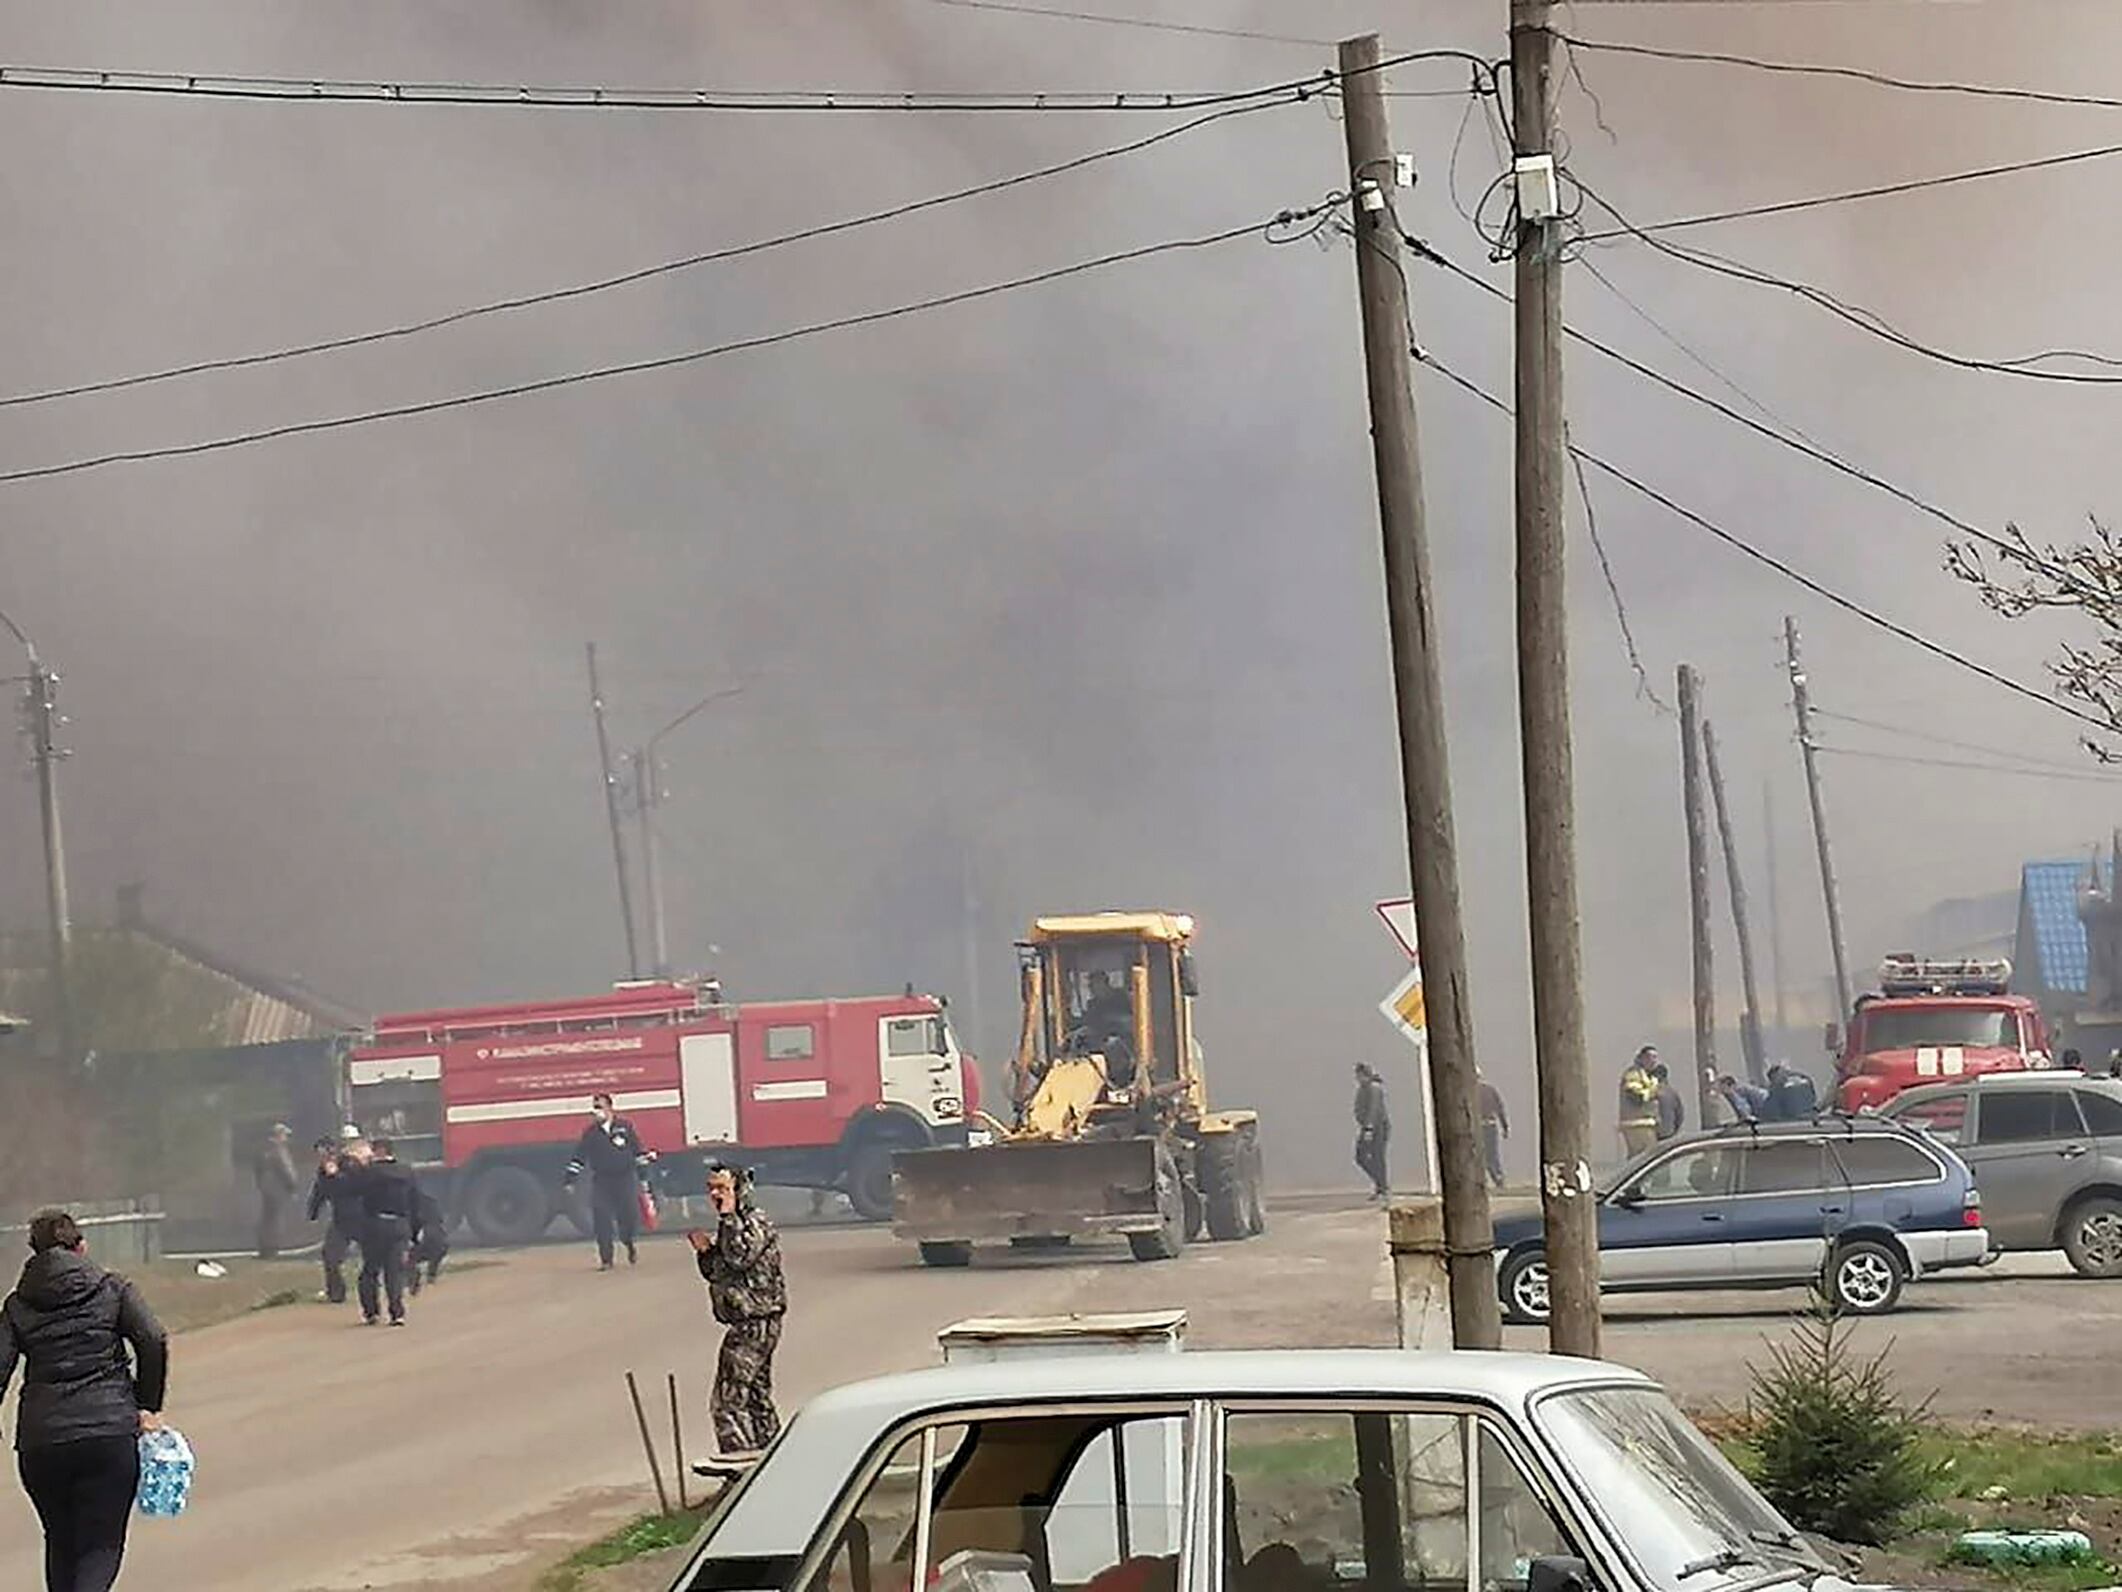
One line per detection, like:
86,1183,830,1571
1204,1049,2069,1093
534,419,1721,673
891,1136,1170,1245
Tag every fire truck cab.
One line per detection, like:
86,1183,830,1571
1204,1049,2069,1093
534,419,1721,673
345,980,977,1245
1834,955,2054,1113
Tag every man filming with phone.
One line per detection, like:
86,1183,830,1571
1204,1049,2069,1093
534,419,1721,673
687,1162,786,1458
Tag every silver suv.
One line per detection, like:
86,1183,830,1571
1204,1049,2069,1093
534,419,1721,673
1885,1071,2122,1276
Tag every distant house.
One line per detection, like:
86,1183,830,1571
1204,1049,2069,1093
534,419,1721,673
2015,857,2102,1015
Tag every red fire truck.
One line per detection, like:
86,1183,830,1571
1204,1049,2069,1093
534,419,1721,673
344,980,978,1245
1833,955,2055,1112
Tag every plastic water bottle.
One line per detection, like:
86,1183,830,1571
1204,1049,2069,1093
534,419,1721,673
136,1428,195,1518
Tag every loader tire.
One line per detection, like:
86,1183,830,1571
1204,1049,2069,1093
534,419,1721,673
919,1241,973,1268
1242,1139,1268,1237
1201,1137,1249,1242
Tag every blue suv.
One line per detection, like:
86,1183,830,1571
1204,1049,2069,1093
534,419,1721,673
1493,1117,1989,1323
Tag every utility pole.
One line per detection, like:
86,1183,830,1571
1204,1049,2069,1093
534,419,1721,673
1784,618,1853,1023
1339,31,1498,1350
26,660,74,1062
1765,777,1790,1044
585,642,641,979
634,748,670,980
1704,719,1767,1084
1510,0,1599,1359
1677,667,1717,1127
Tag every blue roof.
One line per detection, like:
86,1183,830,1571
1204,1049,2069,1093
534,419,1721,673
2022,860,2096,994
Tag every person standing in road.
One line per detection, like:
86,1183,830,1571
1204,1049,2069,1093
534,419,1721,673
688,1162,786,1457
306,1136,369,1306
1650,1060,1686,1141
1618,1048,1660,1160
253,1122,299,1260
1352,1063,1391,1201
563,1093,658,1272
0,1208,170,1592
1475,1071,1509,1190
356,1138,423,1328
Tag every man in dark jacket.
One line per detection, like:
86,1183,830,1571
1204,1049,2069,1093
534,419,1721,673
407,1188,450,1295
1651,1061,1686,1141
688,1162,786,1456
1353,1063,1391,1200
357,1138,424,1328
254,1122,300,1259
563,1093,657,1272
307,1136,369,1305
0,1208,169,1592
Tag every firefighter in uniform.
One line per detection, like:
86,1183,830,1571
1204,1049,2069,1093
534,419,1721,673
563,1093,658,1271
306,1135,370,1304
688,1162,786,1456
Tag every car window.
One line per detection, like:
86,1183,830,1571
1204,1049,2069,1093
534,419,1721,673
1892,1092,1967,1146
1830,1137,1940,1186
1736,1139,1828,1196
1629,1147,1734,1202
807,1426,966,1592
1221,1409,1572,1592
1974,1090,2081,1145
2077,1090,2122,1136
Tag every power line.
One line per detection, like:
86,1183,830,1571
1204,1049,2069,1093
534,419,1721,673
1405,232,2093,597
922,0,1332,46
1813,707,2104,774
1572,137,2122,244
0,96,1306,411
1558,34,2122,113
1411,349,2110,736
1815,745,2122,785
1581,183,2122,385
0,201,1338,488
0,48,1490,114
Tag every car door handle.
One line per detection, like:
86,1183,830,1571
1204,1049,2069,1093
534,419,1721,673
1699,1213,1724,1223
2061,1144,2090,1159
1821,1206,1846,1216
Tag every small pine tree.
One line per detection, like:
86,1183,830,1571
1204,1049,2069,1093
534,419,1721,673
1746,1301,1939,1545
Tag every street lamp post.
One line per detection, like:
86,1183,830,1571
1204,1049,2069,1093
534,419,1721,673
635,682,746,980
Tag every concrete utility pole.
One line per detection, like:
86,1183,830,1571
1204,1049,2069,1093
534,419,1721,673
1510,0,1600,1359
1338,31,1498,1350
633,748,669,980
1784,618,1853,1023
1678,667,1717,1128
1704,719,1767,1084
585,642,642,979
1,609,73,1062
1764,776,1789,1047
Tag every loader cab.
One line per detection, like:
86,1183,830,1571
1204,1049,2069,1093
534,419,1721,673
1033,914,1201,1106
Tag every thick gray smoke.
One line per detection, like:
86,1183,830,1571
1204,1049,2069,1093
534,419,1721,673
1,0,2117,1178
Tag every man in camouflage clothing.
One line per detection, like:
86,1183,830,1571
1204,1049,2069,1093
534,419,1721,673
689,1162,786,1455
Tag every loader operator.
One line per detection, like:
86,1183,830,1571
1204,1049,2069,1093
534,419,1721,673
1079,970,1138,1086
688,1161,786,1457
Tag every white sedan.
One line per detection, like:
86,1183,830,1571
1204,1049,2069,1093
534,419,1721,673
661,1348,1865,1592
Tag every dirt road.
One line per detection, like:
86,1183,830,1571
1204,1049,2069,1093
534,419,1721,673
0,1203,2110,1590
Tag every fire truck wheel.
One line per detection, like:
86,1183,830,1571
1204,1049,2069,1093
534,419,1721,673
919,1241,973,1268
845,1143,901,1224
464,1164,554,1248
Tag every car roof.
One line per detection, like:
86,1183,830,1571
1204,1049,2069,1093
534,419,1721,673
1894,1070,2108,1102
703,1349,1655,1560
1696,1114,1920,1141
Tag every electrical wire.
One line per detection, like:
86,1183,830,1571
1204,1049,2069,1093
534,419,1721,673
0,201,1339,488
1557,34,2122,114
1404,231,2095,598
0,48,1492,114
922,0,1333,46
1580,182,2122,385
1812,707,2105,775
1410,348,2111,736
1814,745,2122,786
1566,421,1671,715
1572,137,2122,245
0,95,1306,411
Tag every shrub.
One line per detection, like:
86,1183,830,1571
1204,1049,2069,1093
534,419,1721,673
1745,1301,1939,1544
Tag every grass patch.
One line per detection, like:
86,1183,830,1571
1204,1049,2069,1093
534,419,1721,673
536,1509,711,1591
1922,1431,2122,1503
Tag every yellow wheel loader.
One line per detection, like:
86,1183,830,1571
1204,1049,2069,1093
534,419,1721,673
891,911,1265,1265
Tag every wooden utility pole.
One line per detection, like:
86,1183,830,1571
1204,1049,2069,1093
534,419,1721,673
1339,31,1498,1349
585,642,642,979
1510,0,1599,1358
26,658,74,1062
1784,618,1853,1023
1704,720,1767,1084
1677,667,1717,1126
1765,776,1789,1045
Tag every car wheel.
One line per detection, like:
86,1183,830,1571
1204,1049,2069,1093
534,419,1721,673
1499,1248,1551,1325
2063,1196,2122,1278
1827,1239,1905,1315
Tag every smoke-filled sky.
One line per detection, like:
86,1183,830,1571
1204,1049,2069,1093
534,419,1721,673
4,0,2121,1177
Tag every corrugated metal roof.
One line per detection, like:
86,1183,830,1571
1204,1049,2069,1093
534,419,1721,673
2022,860,2095,994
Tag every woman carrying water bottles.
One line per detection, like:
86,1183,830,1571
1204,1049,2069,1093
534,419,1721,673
0,1208,170,1592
